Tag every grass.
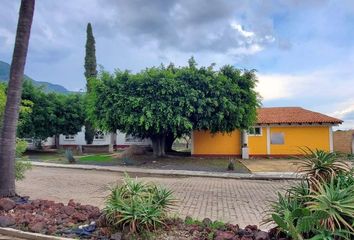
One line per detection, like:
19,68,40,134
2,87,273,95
78,154,115,163
25,149,250,173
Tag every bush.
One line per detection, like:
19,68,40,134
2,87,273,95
15,139,32,181
297,148,351,184
103,176,176,233
266,149,354,240
307,177,354,233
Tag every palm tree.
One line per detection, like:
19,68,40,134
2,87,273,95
0,0,35,197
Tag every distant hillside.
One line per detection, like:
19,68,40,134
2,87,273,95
0,60,70,93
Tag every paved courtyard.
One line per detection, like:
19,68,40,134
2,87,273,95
16,166,292,228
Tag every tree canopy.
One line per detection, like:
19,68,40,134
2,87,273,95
18,81,85,140
88,59,260,157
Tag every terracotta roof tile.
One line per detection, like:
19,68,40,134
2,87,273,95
256,107,342,125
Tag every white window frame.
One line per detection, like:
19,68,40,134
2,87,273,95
94,131,105,140
64,135,75,141
248,126,262,136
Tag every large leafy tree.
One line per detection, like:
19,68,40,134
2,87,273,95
18,81,85,141
0,0,35,197
88,59,259,157
84,22,97,144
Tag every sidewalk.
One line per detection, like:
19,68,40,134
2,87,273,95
29,162,301,180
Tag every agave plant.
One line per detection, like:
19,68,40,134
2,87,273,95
306,177,354,234
103,175,176,233
297,147,351,184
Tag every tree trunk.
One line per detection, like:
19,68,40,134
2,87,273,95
164,134,175,153
151,135,166,157
0,0,35,197
55,134,60,149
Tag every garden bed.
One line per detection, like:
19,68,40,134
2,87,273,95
0,196,284,240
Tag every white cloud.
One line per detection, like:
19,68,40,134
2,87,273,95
230,22,255,38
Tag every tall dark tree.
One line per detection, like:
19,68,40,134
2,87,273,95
84,23,97,144
0,0,35,197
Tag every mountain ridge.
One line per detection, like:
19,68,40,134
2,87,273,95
0,60,70,93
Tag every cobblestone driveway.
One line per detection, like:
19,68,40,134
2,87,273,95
17,167,292,228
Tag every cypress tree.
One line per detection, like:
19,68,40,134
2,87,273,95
84,23,97,88
84,23,97,144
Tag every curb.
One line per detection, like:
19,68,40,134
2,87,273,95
0,227,73,240
29,162,302,180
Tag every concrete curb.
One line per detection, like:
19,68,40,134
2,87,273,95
0,227,73,240
29,162,302,180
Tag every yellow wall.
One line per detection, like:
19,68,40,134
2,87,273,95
192,126,331,156
248,127,267,155
193,130,241,155
270,126,330,155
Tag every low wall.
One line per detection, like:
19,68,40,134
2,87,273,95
333,130,354,154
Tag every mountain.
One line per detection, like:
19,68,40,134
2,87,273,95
0,60,70,93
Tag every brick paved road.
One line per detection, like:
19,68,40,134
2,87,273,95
17,167,292,228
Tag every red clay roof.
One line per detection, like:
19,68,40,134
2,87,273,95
256,107,342,125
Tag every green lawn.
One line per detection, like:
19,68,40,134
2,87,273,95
78,154,115,163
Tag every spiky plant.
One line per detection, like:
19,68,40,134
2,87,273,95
297,148,350,185
103,175,176,233
306,177,354,234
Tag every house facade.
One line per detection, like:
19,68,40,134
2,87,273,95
26,127,151,150
59,127,151,148
191,107,342,158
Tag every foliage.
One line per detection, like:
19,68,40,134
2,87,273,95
65,149,76,164
266,149,354,239
18,81,85,140
84,121,95,144
297,148,351,184
307,177,354,233
84,23,97,84
227,159,235,171
15,139,31,181
87,59,260,157
84,23,98,144
103,176,176,233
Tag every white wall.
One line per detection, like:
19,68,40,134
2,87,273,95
116,130,151,146
59,126,151,146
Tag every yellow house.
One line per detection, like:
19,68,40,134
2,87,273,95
191,107,342,157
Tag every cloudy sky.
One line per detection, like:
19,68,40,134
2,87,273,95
1,0,354,129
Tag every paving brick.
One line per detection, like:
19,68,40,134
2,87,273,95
17,166,292,229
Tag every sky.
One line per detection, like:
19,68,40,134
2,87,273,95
1,0,354,129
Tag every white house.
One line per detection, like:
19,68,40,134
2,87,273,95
60,127,151,148
26,126,151,150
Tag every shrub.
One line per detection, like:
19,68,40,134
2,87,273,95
227,159,235,171
65,149,76,163
266,148,354,240
15,139,32,181
297,148,351,184
103,176,176,233
307,177,354,233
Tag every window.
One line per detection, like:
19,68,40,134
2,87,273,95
248,127,262,136
64,135,75,140
271,132,284,144
94,131,105,140
125,134,143,143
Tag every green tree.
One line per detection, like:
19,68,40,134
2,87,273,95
18,81,85,142
0,0,35,197
88,59,260,157
84,22,97,144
